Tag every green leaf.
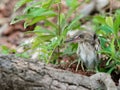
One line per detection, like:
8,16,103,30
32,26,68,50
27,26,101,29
105,16,113,28
37,35,55,41
11,8,56,26
59,14,65,25
110,38,115,57
55,0,61,3
99,48,111,55
0,46,9,54
107,66,115,74
93,15,105,24
66,0,79,8
27,8,56,17
24,16,46,28
100,25,113,34
32,37,42,49
116,9,120,15
42,0,53,8
10,16,24,24
23,1,42,13
44,20,58,30
33,26,55,35
14,0,33,11
42,0,60,9
67,15,83,30
16,53,30,58
113,14,120,36
99,37,108,48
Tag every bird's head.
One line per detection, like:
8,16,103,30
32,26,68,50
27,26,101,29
65,30,97,44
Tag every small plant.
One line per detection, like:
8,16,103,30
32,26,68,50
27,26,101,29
11,0,84,64
0,45,30,58
0,46,16,54
93,10,120,73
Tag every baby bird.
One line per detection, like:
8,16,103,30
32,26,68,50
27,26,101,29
65,30,100,70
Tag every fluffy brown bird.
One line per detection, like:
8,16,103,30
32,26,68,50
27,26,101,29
65,30,100,70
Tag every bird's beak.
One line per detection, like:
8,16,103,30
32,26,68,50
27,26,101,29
64,38,75,43
64,36,79,43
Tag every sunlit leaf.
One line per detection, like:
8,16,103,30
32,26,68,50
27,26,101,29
66,0,79,8
93,15,105,24
110,38,115,57
14,0,33,11
27,8,56,17
24,1,42,13
113,14,120,36
67,15,83,30
45,20,58,30
33,26,55,35
42,0,60,9
105,16,113,28
100,25,113,34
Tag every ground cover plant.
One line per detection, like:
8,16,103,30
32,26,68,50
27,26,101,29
11,0,83,64
10,0,120,82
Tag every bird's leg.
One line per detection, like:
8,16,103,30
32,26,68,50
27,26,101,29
76,58,85,71
76,58,81,71
68,60,77,68
81,60,85,71
69,58,85,72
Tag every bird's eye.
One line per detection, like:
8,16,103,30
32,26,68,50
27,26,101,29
93,34,97,40
79,34,84,38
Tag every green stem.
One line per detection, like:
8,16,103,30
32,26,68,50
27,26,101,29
57,2,61,58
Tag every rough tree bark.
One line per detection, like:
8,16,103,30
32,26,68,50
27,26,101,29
0,55,119,90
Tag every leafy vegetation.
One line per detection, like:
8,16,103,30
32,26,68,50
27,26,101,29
93,10,120,73
0,46,15,54
10,0,120,73
11,0,83,64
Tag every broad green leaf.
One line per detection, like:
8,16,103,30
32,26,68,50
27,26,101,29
116,9,120,15
96,29,106,36
24,1,42,13
67,15,83,30
15,53,30,58
37,35,55,41
11,8,56,25
99,37,108,48
24,16,47,28
10,14,32,24
99,50,111,55
14,0,33,11
100,25,113,34
44,20,58,30
27,8,56,17
93,15,105,24
42,0,57,9
110,38,115,57
33,26,55,35
66,0,79,8
106,58,112,65
42,0,52,8
107,66,115,74
59,14,65,25
31,35,54,49
0,46,9,54
118,39,120,49
32,37,42,49
55,0,61,3
105,16,113,28
113,14,120,36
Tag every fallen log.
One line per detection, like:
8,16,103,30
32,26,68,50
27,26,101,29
0,54,119,90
